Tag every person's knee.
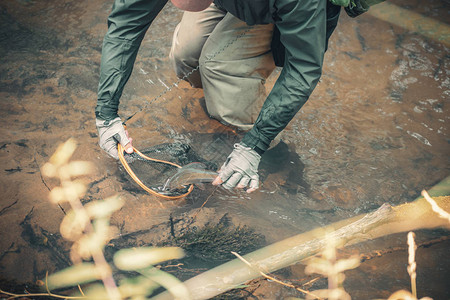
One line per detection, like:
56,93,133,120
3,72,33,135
169,47,184,76
169,24,186,68
198,52,208,75
170,20,207,66
170,22,206,87
198,50,216,81
170,45,189,68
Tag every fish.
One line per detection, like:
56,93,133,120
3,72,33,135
163,162,218,191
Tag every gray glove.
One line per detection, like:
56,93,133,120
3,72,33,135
215,143,261,192
96,117,132,159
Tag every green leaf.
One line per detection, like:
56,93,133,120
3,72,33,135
140,268,191,300
83,283,109,299
47,263,100,289
118,276,160,298
114,247,185,271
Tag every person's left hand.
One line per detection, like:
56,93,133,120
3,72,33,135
212,143,261,193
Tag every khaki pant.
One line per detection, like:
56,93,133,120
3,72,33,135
169,5,275,131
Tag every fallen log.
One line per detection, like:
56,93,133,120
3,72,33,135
152,176,450,300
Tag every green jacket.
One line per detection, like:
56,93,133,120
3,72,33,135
96,0,168,122
96,0,340,153
214,0,340,152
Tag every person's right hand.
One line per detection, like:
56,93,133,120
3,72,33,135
96,117,133,159
212,143,261,193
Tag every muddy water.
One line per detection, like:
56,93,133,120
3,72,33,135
0,0,449,299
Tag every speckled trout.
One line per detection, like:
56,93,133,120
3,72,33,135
163,162,218,191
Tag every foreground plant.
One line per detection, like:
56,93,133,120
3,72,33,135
23,138,190,299
304,235,360,300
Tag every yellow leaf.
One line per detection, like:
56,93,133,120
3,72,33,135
114,247,185,271
118,276,159,298
49,138,77,166
387,290,416,300
334,256,360,273
62,181,87,201
49,187,67,204
86,195,124,219
47,263,100,289
140,268,191,300
62,161,95,177
41,163,57,178
60,211,89,241
82,283,110,299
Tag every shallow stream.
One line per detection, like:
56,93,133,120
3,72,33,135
0,0,448,299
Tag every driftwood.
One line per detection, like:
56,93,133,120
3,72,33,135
152,177,450,300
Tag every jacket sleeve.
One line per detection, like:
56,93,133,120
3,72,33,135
241,0,328,152
95,0,168,121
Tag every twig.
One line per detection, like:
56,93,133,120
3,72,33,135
0,200,18,216
0,278,86,299
0,289,83,299
300,276,323,288
231,251,322,299
20,207,34,225
160,263,184,270
77,285,85,296
407,232,417,298
34,154,51,191
359,235,450,263
422,190,450,222
192,186,218,219
0,243,19,263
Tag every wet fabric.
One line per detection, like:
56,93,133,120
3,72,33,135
95,0,168,121
213,0,272,26
170,4,275,130
239,0,340,152
271,1,341,67
345,0,386,18
96,0,341,154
